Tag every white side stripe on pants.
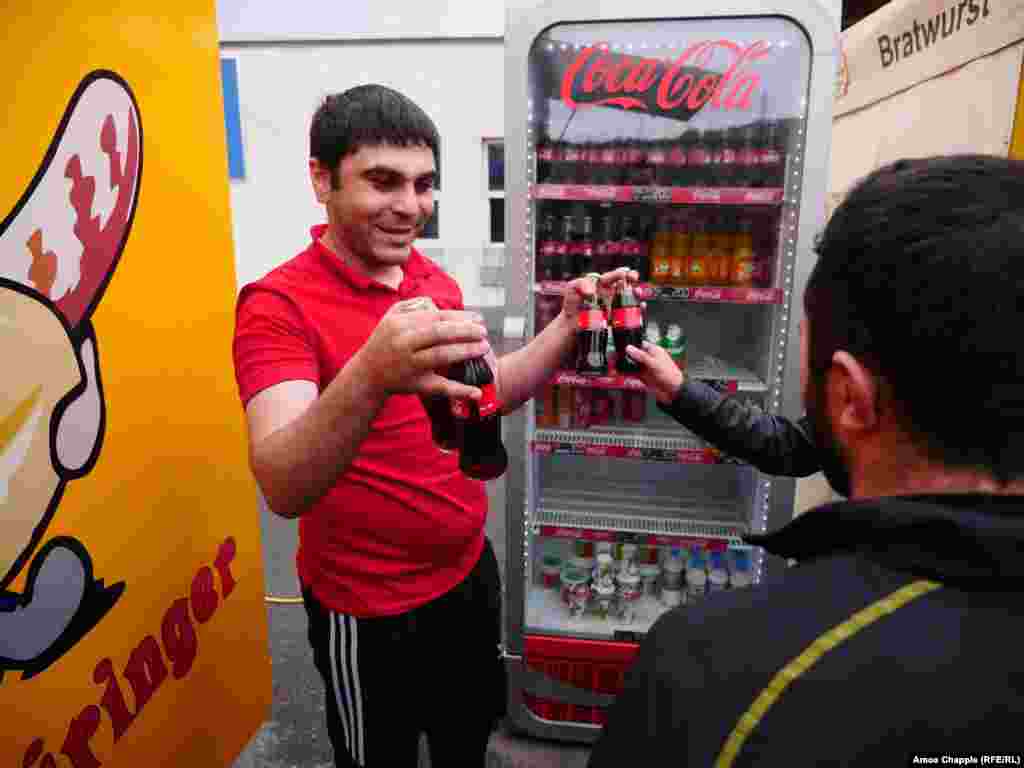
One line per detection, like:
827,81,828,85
348,615,366,766
329,612,365,766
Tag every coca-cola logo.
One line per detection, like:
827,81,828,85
559,40,771,121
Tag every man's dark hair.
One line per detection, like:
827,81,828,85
310,84,440,188
805,155,1024,483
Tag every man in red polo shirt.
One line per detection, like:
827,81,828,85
233,85,631,767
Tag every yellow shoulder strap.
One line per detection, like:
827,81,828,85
715,579,941,768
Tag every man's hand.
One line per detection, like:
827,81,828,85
560,267,639,324
354,300,491,401
624,341,684,404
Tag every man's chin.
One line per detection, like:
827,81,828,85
374,243,414,262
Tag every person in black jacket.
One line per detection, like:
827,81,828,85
623,339,827,478
589,155,1024,767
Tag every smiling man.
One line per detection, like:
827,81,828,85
232,85,632,768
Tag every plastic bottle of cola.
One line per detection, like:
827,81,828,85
450,356,508,481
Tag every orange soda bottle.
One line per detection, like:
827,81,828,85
731,217,755,286
708,213,736,286
649,213,672,284
669,212,691,286
688,217,709,286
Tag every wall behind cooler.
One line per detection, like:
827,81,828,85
220,36,507,310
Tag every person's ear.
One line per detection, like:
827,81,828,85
826,350,879,446
310,159,334,204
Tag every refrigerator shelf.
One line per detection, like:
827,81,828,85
534,507,748,546
531,428,746,465
550,356,767,393
534,282,783,305
526,584,667,641
531,183,785,206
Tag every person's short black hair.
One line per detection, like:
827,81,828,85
310,84,439,188
805,155,1024,483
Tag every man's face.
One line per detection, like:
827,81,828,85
321,143,436,268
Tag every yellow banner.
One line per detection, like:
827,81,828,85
0,2,271,766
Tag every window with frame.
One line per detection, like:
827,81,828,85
485,139,504,244
481,138,506,295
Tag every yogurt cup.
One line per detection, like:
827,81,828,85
593,578,616,618
560,566,588,605
541,555,562,589
686,565,707,602
661,584,683,608
616,572,642,624
662,556,684,589
568,582,591,618
708,568,728,592
638,564,661,597
620,543,638,568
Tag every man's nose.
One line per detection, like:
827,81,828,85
392,184,419,218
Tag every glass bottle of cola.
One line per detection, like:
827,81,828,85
536,213,557,282
397,296,458,452
575,273,610,377
449,356,508,481
611,280,645,375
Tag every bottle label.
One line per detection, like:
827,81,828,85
612,306,643,330
648,150,667,165
451,397,471,419
538,146,555,161
688,148,710,166
668,147,687,167
759,149,782,165
564,148,581,162
721,149,737,165
627,148,645,164
689,260,706,279
738,148,757,166
539,240,556,256
621,242,643,256
654,261,671,276
478,382,500,418
606,241,623,256
732,259,755,284
601,148,617,164
554,242,569,255
577,309,607,331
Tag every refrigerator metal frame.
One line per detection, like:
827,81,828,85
502,0,837,742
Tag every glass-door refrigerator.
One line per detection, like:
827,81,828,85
503,0,837,743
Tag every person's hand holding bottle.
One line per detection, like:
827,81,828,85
624,341,683,404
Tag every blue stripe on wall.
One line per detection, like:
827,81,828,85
221,58,246,179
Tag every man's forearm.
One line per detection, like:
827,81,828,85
497,312,576,413
251,353,387,519
659,380,821,477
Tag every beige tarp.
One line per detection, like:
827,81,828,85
795,0,1024,514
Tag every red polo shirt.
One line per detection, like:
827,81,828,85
233,225,488,617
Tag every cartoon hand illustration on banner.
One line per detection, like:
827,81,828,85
0,71,141,680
